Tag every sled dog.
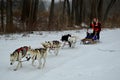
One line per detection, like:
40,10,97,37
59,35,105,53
10,46,31,71
68,36,77,48
61,34,71,48
41,40,61,55
61,34,77,48
27,48,47,69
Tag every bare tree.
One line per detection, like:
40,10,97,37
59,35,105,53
70,0,75,26
21,0,39,31
21,0,30,23
74,0,79,25
97,0,103,21
79,0,84,24
0,0,119,32
33,0,39,22
72,0,83,25
48,0,55,30
90,0,98,21
28,0,39,31
66,0,71,26
0,0,4,32
6,0,14,33
103,0,116,21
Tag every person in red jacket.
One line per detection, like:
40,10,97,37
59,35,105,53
90,18,101,40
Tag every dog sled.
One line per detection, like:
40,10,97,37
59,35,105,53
81,32,99,44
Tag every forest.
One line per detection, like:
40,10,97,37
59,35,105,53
0,0,120,33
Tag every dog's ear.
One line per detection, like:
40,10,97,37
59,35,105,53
10,52,15,56
10,54,12,56
41,42,44,46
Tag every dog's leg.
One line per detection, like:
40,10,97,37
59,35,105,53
54,48,57,55
54,48,59,56
61,42,65,48
72,42,76,48
42,57,46,68
14,61,20,71
68,41,71,47
14,52,22,71
71,42,74,48
20,61,22,68
48,48,52,54
38,58,42,69
32,59,35,67
31,54,36,67
19,52,23,68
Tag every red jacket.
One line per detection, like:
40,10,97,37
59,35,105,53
90,22,101,32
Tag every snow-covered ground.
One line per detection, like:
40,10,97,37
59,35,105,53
0,29,120,80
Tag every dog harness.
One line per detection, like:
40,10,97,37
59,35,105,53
16,46,29,59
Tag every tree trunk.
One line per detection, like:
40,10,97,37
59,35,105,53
90,0,98,21
29,0,39,31
103,0,116,21
63,0,67,16
0,0,4,32
66,0,71,26
28,0,35,31
97,0,103,21
21,0,39,31
62,0,71,27
6,0,14,33
48,0,55,30
70,0,75,26
79,0,84,24
75,0,79,25
21,0,31,22
33,0,39,22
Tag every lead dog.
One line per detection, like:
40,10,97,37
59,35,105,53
61,34,71,48
61,34,77,48
10,46,31,71
27,47,47,69
68,36,77,48
41,40,61,56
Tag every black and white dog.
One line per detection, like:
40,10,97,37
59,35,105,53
61,34,77,48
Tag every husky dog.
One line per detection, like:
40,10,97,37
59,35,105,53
61,34,77,48
27,48,47,69
61,34,71,48
61,34,71,42
41,40,61,56
10,46,31,71
68,36,77,48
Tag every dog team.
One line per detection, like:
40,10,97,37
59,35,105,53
10,34,77,71
10,17,102,71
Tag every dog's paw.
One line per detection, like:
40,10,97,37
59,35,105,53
13,69,17,71
37,67,41,69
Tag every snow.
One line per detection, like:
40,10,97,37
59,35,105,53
0,29,120,80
